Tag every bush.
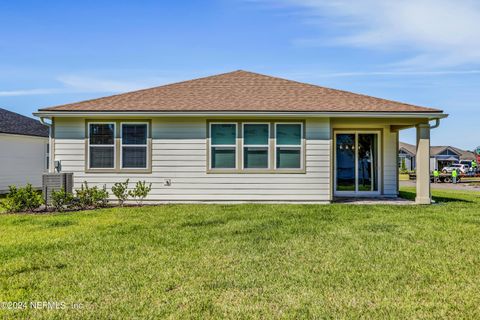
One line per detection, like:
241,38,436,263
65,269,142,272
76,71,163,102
50,189,75,212
401,158,407,171
91,185,109,208
112,179,129,206
75,182,109,209
0,184,44,213
75,182,94,209
129,181,152,206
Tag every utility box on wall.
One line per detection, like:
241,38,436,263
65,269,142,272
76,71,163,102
42,173,74,204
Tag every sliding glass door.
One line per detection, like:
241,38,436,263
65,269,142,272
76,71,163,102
335,132,380,195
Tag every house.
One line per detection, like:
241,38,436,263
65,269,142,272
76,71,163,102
399,141,476,171
398,142,416,171
34,70,447,204
0,108,49,193
430,146,476,170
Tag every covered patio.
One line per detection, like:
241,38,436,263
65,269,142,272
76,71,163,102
393,119,445,204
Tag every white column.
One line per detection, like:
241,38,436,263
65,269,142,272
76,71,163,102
416,123,431,204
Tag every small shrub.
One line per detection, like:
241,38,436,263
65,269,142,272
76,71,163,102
51,189,75,212
112,179,129,206
0,184,44,213
91,185,109,208
75,182,109,209
401,158,407,171
75,181,96,209
129,181,152,206
0,195,23,213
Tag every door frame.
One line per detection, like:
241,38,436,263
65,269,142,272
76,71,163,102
333,130,382,197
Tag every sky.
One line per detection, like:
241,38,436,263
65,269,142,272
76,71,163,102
0,0,479,150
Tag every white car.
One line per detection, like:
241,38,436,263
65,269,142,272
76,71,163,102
442,164,467,174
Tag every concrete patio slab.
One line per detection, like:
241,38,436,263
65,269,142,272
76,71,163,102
334,197,415,205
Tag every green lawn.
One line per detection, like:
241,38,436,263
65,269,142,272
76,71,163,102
1,188,480,319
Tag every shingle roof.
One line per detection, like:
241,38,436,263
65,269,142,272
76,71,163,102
39,70,442,113
399,142,416,155
399,142,476,160
0,108,49,137
431,146,476,160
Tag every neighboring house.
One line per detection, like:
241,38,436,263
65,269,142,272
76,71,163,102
0,108,49,193
399,142,416,171
34,70,447,204
399,142,476,171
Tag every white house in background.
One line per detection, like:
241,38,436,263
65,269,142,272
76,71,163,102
0,108,49,193
399,141,476,172
34,70,447,204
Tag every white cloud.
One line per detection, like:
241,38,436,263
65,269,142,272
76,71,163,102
56,75,153,93
262,0,480,67
0,88,62,97
310,70,480,77
0,75,168,97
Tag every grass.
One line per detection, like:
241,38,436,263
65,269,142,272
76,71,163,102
1,188,480,318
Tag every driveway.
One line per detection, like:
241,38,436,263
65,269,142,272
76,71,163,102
400,180,480,191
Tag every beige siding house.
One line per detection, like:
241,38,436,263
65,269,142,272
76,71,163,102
34,71,447,204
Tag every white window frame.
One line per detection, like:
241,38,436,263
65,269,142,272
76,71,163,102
45,142,50,171
120,122,149,170
87,122,116,170
209,122,238,170
242,122,270,170
274,122,304,170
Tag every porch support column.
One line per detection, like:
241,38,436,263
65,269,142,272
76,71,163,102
415,123,431,204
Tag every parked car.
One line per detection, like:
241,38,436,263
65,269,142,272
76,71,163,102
459,160,472,168
442,164,467,174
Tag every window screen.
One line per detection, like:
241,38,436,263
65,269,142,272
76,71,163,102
210,123,236,169
276,124,302,169
243,124,269,169
89,123,115,168
122,124,148,168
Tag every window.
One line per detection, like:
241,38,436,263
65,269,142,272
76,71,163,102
275,123,302,169
334,131,380,194
208,121,304,173
86,120,151,172
89,123,115,169
210,123,237,169
243,123,269,169
121,123,148,169
46,143,50,171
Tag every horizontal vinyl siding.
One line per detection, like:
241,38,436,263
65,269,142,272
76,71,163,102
383,129,398,195
0,134,47,192
54,117,331,201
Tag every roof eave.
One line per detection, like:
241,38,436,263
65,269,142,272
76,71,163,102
34,110,448,120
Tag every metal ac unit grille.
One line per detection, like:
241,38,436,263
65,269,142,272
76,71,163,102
42,173,74,204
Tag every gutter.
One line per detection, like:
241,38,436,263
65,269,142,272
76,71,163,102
429,118,441,129
38,117,52,127
33,111,448,120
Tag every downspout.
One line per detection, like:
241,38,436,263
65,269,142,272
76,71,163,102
39,117,54,173
429,118,440,129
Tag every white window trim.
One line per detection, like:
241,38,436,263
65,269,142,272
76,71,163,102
45,142,50,172
120,122,149,170
87,122,116,170
274,122,304,170
241,122,270,170
333,130,382,196
209,122,238,170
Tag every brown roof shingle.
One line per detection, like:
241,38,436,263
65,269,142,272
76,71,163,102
400,142,476,160
40,70,442,113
